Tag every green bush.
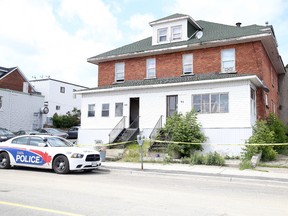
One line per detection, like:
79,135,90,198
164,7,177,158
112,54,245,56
204,152,225,166
239,159,253,170
242,120,277,161
160,110,207,157
52,108,81,128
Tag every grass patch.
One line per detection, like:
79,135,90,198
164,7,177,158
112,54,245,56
122,141,150,162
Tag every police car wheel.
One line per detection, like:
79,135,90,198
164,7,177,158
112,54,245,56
53,155,69,174
0,152,11,169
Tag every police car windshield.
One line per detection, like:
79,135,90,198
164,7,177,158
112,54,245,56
46,137,72,147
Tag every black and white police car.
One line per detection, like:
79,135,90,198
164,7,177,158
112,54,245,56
0,135,101,174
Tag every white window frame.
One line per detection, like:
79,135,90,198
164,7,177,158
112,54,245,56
182,54,193,74
221,48,235,73
88,104,95,117
115,103,123,117
146,58,156,78
171,25,182,41
102,103,110,117
115,62,125,82
158,28,168,42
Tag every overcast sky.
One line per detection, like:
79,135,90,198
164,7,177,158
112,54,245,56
0,0,287,87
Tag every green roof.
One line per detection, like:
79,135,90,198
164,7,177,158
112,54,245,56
83,72,254,91
89,20,267,62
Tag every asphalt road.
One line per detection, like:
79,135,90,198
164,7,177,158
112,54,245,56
1,166,288,216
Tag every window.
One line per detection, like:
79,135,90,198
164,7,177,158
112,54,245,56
146,58,156,78
11,137,29,145
251,88,256,116
56,105,60,110
158,28,167,42
115,103,123,117
182,54,193,74
0,96,2,110
172,25,182,40
192,93,229,113
88,104,95,117
221,48,235,73
60,87,65,93
73,89,77,99
115,62,124,82
102,104,109,117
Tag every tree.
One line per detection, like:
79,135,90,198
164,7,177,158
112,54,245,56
52,108,81,128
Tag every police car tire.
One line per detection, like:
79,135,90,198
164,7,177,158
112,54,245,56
52,155,70,174
0,152,11,169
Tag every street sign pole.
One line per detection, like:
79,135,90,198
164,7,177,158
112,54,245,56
137,135,145,170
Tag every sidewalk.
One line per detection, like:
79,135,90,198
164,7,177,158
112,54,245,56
100,161,288,182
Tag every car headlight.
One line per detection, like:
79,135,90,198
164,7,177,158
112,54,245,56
71,153,84,158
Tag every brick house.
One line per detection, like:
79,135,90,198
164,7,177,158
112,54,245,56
0,66,45,131
77,14,286,156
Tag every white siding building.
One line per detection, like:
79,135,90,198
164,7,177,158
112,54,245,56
30,78,87,125
0,88,45,131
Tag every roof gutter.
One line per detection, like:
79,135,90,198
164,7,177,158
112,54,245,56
76,75,265,95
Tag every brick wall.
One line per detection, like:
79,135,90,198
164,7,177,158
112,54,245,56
0,70,32,93
97,40,278,119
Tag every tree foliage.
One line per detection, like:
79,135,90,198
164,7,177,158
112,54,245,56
160,110,207,157
52,108,81,128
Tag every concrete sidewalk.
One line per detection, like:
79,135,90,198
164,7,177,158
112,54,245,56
100,161,288,182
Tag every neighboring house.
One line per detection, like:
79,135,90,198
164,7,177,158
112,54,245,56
30,78,88,125
77,13,286,156
0,66,45,131
279,65,288,125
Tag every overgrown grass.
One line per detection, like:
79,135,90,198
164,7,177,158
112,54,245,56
122,141,150,162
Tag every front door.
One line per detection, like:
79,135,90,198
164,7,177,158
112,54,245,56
166,95,178,117
129,97,139,128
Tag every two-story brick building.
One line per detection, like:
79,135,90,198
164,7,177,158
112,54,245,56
77,14,285,156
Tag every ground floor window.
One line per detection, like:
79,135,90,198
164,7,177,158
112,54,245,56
115,103,123,117
102,103,110,117
192,93,229,113
88,104,95,117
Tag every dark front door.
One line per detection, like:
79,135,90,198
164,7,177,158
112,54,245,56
166,95,178,117
129,97,139,128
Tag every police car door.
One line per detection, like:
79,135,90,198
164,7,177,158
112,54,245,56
27,136,52,169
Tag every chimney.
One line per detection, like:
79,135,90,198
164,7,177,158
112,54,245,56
236,22,242,27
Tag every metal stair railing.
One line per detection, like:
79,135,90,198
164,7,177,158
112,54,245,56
149,115,163,148
109,116,126,144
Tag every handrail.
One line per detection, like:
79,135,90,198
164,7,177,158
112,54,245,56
109,116,126,143
149,115,163,147
129,116,140,129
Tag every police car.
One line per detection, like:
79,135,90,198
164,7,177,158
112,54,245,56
0,135,101,174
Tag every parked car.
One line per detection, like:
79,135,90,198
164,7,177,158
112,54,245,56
14,130,40,136
0,128,15,142
37,128,68,138
67,126,80,139
0,135,101,174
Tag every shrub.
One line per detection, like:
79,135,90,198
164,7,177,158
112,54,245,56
161,110,207,157
242,120,277,161
52,108,81,128
204,152,225,166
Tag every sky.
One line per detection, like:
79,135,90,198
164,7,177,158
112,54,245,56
0,0,287,88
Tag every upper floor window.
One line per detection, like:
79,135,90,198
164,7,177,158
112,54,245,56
192,93,229,113
172,25,182,40
88,104,95,117
182,54,193,75
158,28,167,42
73,89,77,99
115,62,124,82
102,103,109,117
0,96,2,110
56,105,61,110
146,58,156,78
115,103,123,117
60,86,65,93
221,48,235,73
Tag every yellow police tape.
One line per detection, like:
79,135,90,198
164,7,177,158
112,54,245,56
74,139,288,147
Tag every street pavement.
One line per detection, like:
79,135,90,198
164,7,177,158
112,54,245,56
100,160,288,182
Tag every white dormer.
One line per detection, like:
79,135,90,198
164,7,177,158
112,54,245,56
149,13,202,46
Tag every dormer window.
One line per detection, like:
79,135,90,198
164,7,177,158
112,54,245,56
172,25,182,40
158,28,168,42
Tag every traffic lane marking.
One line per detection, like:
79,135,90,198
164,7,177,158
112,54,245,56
0,201,84,216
